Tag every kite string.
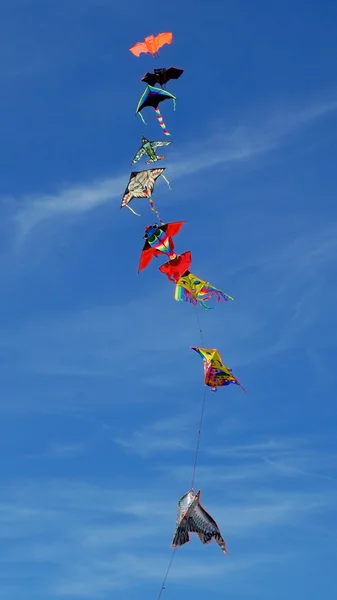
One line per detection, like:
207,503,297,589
191,305,207,491
194,304,205,345
155,307,207,599
156,548,177,600
191,386,207,491
155,307,206,599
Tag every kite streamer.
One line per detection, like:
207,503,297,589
149,197,164,223
174,271,234,310
155,107,170,135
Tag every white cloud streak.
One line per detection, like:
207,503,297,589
0,473,335,598
11,96,337,242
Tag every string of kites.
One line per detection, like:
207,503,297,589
125,32,247,596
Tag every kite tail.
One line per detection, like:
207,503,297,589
161,173,171,189
174,285,213,311
235,379,247,394
148,196,164,224
154,107,170,136
174,284,196,305
199,286,234,304
138,112,147,124
125,204,141,217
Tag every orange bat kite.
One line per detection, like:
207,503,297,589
129,33,173,58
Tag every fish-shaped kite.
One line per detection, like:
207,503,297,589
120,168,170,221
172,489,228,555
159,251,192,282
136,85,176,136
141,66,184,88
138,222,185,273
191,347,246,393
129,32,173,58
131,136,172,165
174,271,233,310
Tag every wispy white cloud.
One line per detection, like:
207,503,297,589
164,435,337,488
0,475,335,598
26,442,85,461
10,96,337,242
113,415,193,457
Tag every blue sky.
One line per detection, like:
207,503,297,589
0,0,337,598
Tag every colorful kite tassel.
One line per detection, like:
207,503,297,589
154,107,170,135
174,283,233,311
148,197,164,223
174,285,211,310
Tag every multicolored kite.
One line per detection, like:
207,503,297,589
131,136,172,165
138,222,185,273
172,489,228,555
174,271,233,310
120,168,170,220
141,67,184,88
136,85,176,136
191,347,246,392
129,33,173,58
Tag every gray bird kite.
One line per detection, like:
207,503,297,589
171,489,228,555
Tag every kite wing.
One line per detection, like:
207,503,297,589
136,85,177,112
138,244,156,272
192,347,223,366
186,491,228,554
154,32,173,53
165,67,184,81
164,221,185,238
141,67,184,87
152,140,172,149
131,147,146,165
129,41,149,57
171,490,195,548
172,515,190,547
140,72,158,86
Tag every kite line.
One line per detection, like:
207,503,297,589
125,30,247,597
156,548,176,600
